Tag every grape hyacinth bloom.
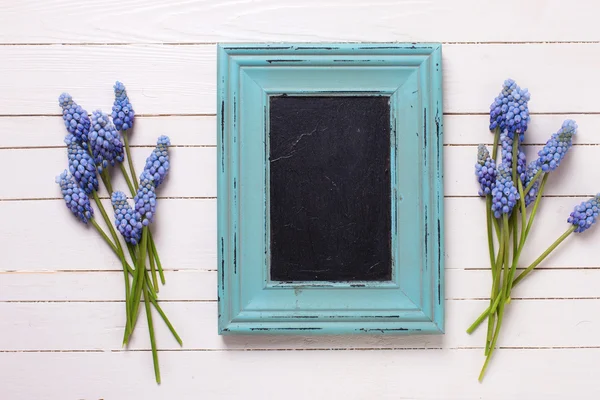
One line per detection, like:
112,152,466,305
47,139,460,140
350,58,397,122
58,93,91,147
56,170,94,224
112,81,135,131
111,191,142,245
65,134,98,194
536,119,578,173
491,163,519,219
134,171,157,226
523,161,541,207
568,194,600,233
488,79,531,142
475,144,496,196
144,135,171,188
89,110,125,173
500,130,527,184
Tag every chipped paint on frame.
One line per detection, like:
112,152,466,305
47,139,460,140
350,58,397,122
217,43,444,335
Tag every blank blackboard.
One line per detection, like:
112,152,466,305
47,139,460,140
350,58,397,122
269,96,392,282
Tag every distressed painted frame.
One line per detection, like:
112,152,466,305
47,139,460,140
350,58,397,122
217,43,444,335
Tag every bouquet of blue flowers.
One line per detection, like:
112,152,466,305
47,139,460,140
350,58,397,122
56,82,180,384
469,79,599,380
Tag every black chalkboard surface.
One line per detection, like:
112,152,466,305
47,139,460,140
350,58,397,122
269,96,392,282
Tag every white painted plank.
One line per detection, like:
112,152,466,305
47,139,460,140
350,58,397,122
0,0,597,44
1,349,599,400
0,146,216,199
0,116,216,148
445,114,600,145
3,268,599,302
0,199,216,272
2,114,599,148
0,270,217,302
2,299,600,351
0,144,594,199
1,197,598,272
445,144,598,196
1,44,600,114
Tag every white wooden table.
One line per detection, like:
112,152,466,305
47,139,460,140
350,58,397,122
1,1,600,398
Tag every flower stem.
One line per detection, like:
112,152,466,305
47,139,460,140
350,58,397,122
149,231,166,284
123,130,139,191
148,243,159,292
143,281,161,384
512,226,576,286
484,220,505,352
149,295,183,346
119,163,136,195
90,217,131,338
478,214,511,381
523,170,543,197
491,128,500,161
485,196,495,278
467,225,575,334
128,227,149,341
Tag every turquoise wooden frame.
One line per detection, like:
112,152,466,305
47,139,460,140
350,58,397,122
217,43,444,335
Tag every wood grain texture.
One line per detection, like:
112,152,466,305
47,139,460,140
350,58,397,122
1,350,599,400
3,0,600,397
2,44,600,114
0,0,597,44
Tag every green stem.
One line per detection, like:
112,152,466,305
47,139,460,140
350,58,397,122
119,163,136,195
511,136,518,184
128,227,149,340
513,226,576,286
484,220,505,351
148,243,159,292
149,231,166,284
123,130,139,191
485,196,495,278
467,225,575,334
523,174,549,245
143,281,161,384
479,214,511,381
523,169,543,197
149,294,183,346
491,128,500,161
102,170,113,194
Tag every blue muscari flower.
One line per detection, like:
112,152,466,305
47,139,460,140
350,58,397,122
112,81,135,131
500,130,527,184
144,135,171,188
58,93,91,147
568,194,600,233
475,144,496,196
65,134,98,195
89,110,125,173
56,170,94,224
523,161,541,207
489,79,531,142
491,163,519,219
111,191,143,245
536,119,578,173
134,171,157,226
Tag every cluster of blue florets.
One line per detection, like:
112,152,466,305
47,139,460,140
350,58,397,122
144,135,171,188
112,81,135,131
536,119,577,173
56,170,94,224
489,79,531,142
475,145,496,197
111,191,143,244
523,161,541,207
65,134,98,195
499,131,527,184
89,110,125,173
568,195,600,233
491,163,519,218
134,171,157,226
59,93,91,146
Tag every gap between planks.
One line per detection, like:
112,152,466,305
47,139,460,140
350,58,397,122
2,41,600,46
